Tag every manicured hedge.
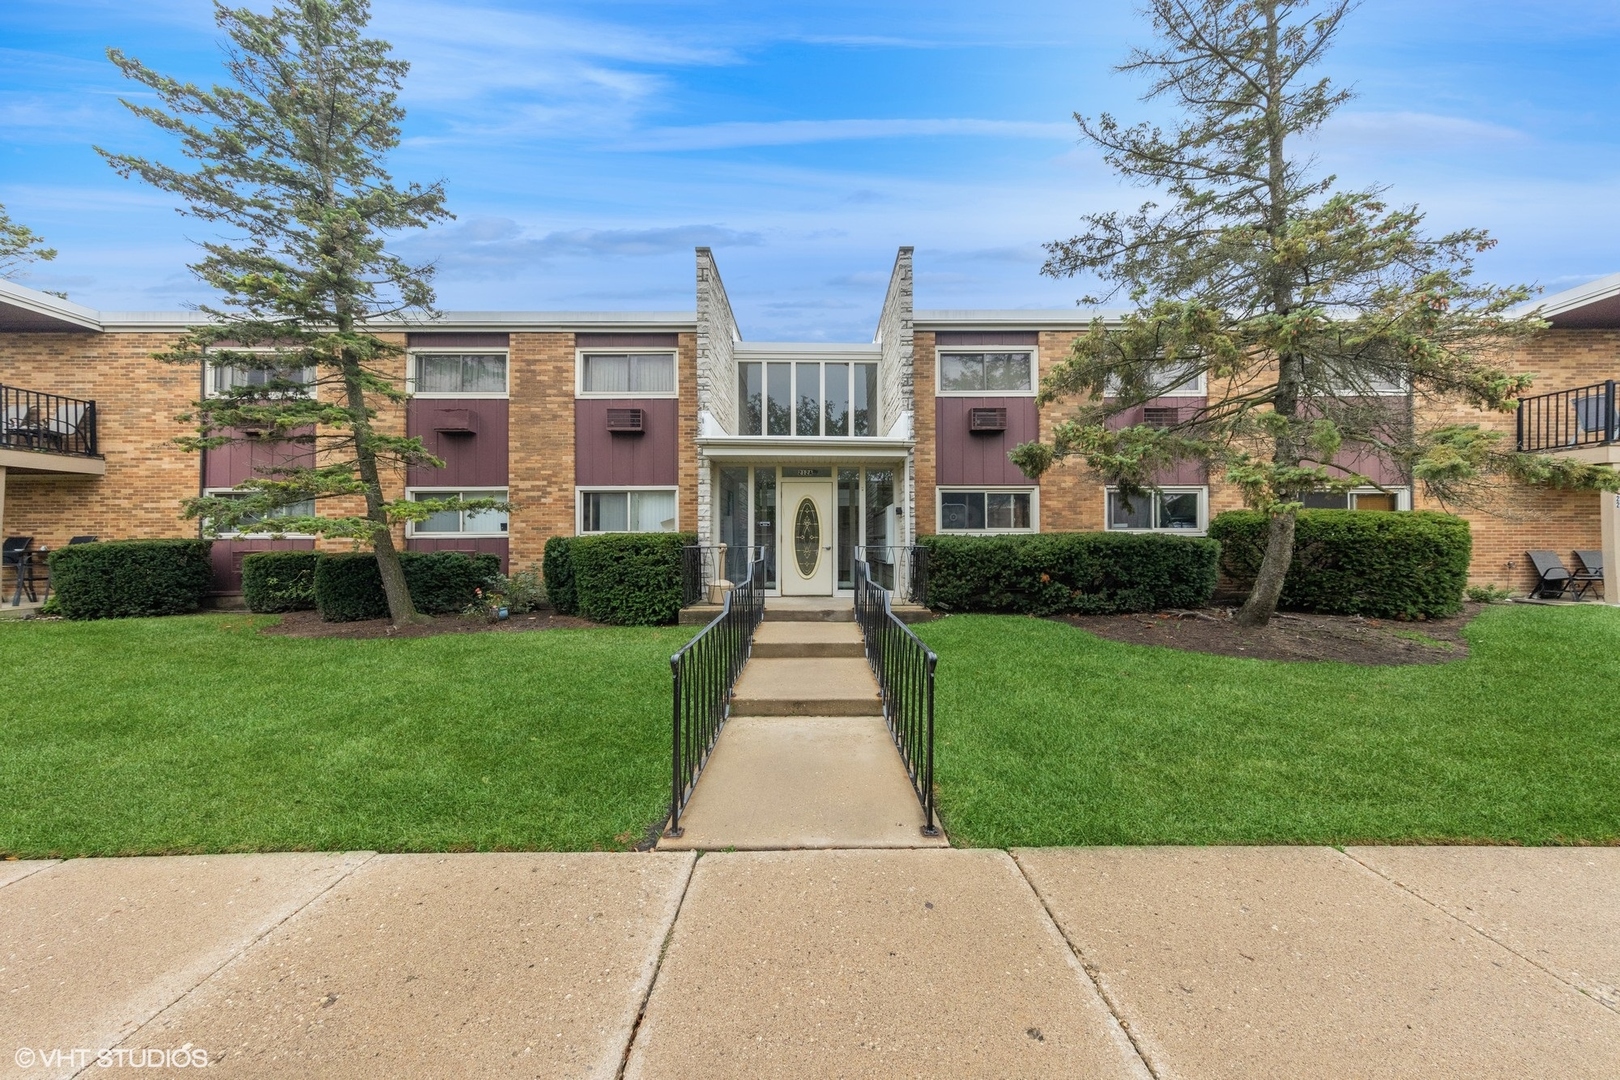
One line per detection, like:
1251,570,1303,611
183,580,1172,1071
241,551,318,613
48,539,214,620
1208,509,1471,619
570,532,694,626
312,550,503,622
917,532,1221,615
542,535,578,615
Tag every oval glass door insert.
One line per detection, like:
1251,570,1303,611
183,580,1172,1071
793,497,821,578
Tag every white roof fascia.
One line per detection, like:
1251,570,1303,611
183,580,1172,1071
914,308,1129,329
1513,272,1620,319
93,310,700,334
734,341,882,360
0,278,104,331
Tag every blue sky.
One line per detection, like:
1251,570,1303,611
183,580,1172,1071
1,0,1617,340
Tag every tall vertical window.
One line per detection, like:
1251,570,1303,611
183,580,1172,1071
753,469,777,588
413,353,508,395
580,353,675,395
735,360,881,436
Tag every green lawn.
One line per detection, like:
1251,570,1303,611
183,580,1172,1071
918,605,1620,848
0,615,691,857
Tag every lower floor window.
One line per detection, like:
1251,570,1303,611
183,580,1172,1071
1106,487,1205,531
204,489,316,537
581,489,677,533
410,488,509,535
939,489,1033,532
1301,487,1409,512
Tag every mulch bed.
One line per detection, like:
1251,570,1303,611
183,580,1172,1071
1054,603,1489,665
256,609,598,640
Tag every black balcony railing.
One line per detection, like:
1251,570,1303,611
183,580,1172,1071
666,550,766,838
853,555,939,836
0,385,99,458
1517,381,1617,453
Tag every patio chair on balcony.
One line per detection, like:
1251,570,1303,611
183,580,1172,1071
1527,550,1577,599
1572,550,1604,599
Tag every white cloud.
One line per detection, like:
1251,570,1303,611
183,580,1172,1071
1318,110,1529,152
398,218,765,278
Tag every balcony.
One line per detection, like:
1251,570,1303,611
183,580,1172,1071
0,384,104,474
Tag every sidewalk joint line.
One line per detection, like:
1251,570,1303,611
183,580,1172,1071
1008,850,1162,1080
0,858,61,891
70,850,380,1080
615,851,698,1080
1337,848,1618,1016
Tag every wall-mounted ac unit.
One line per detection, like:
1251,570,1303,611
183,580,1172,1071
968,407,1007,433
432,408,476,434
606,407,646,434
1142,406,1181,429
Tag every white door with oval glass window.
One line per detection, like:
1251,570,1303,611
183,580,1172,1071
779,480,834,595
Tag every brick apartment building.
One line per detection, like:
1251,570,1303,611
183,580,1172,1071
0,248,1617,601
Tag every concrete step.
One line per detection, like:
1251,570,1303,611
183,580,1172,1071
752,621,866,658
731,657,882,717
764,597,855,623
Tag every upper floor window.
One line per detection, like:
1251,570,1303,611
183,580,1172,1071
1106,487,1206,532
937,351,1034,395
579,352,676,396
1104,363,1207,398
207,359,315,396
203,488,316,537
412,352,508,396
737,360,879,437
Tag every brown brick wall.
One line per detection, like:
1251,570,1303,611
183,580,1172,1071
677,331,699,533
1,331,199,548
912,330,937,535
506,332,575,571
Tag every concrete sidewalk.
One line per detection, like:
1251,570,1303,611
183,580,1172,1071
3,847,1618,1078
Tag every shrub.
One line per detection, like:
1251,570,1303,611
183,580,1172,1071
501,562,546,614
241,550,318,613
312,550,503,621
48,539,214,620
917,532,1220,615
570,532,693,625
543,536,578,615
1208,509,1471,619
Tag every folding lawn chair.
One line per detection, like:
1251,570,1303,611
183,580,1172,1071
1527,550,1576,599
1572,550,1604,600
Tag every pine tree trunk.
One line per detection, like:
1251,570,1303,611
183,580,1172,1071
1235,508,1296,627
338,346,422,626
372,526,419,626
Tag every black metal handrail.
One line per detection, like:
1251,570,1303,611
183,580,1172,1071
680,544,712,607
853,556,939,836
0,384,99,458
857,544,928,605
667,551,766,837
1517,380,1617,453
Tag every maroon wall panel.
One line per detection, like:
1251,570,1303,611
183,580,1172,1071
209,538,315,594
934,331,1040,346
407,332,509,348
575,332,679,348
406,398,509,489
935,397,1040,486
203,430,314,488
1102,398,1211,485
1333,446,1406,486
574,399,679,486
406,536,510,572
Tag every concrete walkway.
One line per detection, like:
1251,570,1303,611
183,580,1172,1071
4,847,1618,1079
659,604,946,850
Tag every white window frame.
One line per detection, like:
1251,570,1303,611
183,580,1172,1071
933,348,1039,398
575,349,680,399
935,486,1040,534
1104,365,1208,398
1103,486,1209,534
1303,486,1413,511
203,349,316,399
407,350,510,399
575,486,681,535
202,487,318,539
404,487,511,538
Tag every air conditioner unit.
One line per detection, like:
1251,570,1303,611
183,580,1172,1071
968,407,1007,433
1143,406,1181,429
606,407,646,434
432,408,476,434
